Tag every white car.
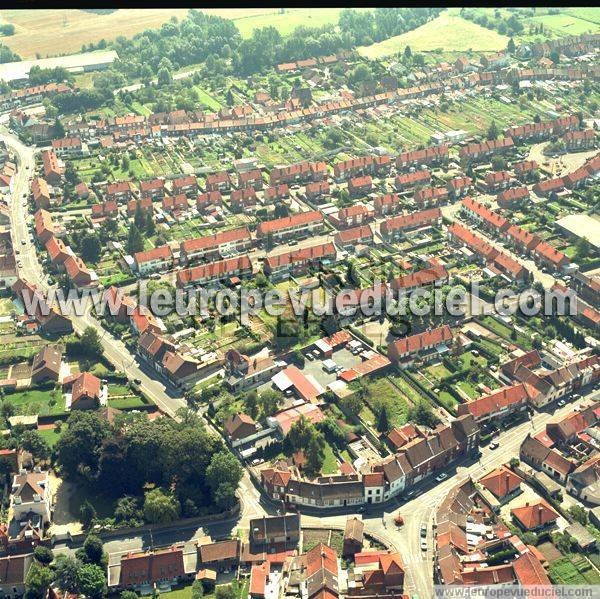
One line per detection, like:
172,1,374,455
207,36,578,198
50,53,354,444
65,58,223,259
420,539,428,551
435,473,448,482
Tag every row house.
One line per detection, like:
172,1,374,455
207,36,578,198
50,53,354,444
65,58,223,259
533,177,565,197
333,155,391,181
230,187,258,213
264,242,337,280
106,180,136,203
347,175,373,197
573,272,600,307
380,207,442,240
513,160,538,181
46,236,75,270
41,149,63,185
332,204,371,229
31,177,55,209
390,264,449,294
0,81,71,110
206,170,232,192
238,168,264,190
134,245,174,276
334,225,374,252
256,210,324,243
520,435,575,484
64,255,98,289
459,137,514,163
448,222,499,263
387,325,453,365
456,383,530,423
162,194,189,215
179,227,252,264
531,240,570,272
395,145,448,171
305,180,330,201
196,190,222,213
126,198,153,217
497,186,529,209
51,136,83,157
261,416,478,507
263,184,289,203
493,252,530,283
176,255,253,288
139,178,165,201
483,170,513,193
504,224,541,254
373,193,401,216
34,209,63,245
12,278,73,335
171,175,198,197
414,186,449,207
91,200,119,220
446,176,473,199
395,169,431,191
564,166,592,190
461,197,510,234
504,121,554,143
269,160,327,185
563,129,596,152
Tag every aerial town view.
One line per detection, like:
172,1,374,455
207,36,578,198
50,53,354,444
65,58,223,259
0,5,599,598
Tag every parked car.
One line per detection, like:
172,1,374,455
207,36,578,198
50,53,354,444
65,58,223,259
435,473,448,482
133,378,142,385
420,539,428,551
557,399,566,407
306,353,314,361
490,441,499,450
420,524,427,537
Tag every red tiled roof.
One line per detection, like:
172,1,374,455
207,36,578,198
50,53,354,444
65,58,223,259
479,465,523,499
511,500,559,530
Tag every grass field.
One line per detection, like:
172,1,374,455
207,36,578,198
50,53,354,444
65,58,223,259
358,13,509,58
527,14,598,38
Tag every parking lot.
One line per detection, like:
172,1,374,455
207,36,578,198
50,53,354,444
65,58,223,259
302,346,366,388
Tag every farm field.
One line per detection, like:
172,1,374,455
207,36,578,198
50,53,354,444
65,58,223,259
0,8,275,58
358,13,509,58
526,14,598,38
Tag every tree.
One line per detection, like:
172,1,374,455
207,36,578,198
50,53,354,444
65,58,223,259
121,592,139,599
549,49,560,64
145,211,156,235
521,531,538,546
143,488,180,524
487,120,499,140
340,393,362,418
215,585,236,599
404,45,412,60
80,326,103,358
305,433,325,475
25,561,53,599
81,534,105,566
407,400,439,428
575,236,591,260
192,579,204,599
258,388,282,417
53,117,66,139
552,531,574,554
33,546,54,566
134,202,146,229
205,451,242,508
79,499,97,528
53,556,82,594
157,66,173,86
243,390,259,419
76,563,106,599
20,430,50,461
507,37,516,54
376,403,390,433
81,233,102,263
127,224,144,254
568,505,588,526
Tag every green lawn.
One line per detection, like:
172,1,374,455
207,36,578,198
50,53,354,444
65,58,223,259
37,425,63,448
193,86,223,111
425,362,453,380
528,14,598,37
0,298,15,316
321,442,338,475
108,395,149,410
455,380,479,400
4,388,66,416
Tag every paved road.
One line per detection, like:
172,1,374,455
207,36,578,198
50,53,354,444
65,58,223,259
1,127,187,418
